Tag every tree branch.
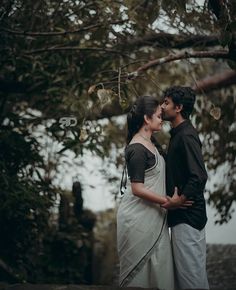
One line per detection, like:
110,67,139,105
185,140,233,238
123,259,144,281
193,70,236,93
0,0,15,22
3,25,220,51
131,50,230,75
90,69,236,120
208,0,226,20
89,52,235,120
0,258,20,283
1,20,128,37
24,46,131,58
120,33,220,49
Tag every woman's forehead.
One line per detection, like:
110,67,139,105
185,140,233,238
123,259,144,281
155,105,161,113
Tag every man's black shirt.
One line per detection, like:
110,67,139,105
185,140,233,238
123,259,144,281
166,120,208,230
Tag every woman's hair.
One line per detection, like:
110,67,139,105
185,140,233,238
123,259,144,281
126,96,159,144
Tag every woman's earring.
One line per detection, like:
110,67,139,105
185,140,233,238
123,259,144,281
144,125,149,132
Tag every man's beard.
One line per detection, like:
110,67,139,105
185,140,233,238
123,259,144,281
162,113,174,122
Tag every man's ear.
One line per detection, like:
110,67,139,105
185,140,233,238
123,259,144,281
175,104,183,113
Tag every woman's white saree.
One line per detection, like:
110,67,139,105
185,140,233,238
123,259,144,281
117,148,175,289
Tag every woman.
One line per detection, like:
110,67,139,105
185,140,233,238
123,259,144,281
117,96,192,289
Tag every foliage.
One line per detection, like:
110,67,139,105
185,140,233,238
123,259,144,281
0,0,236,283
39,225,94,284
199,93,236,224
93,208,118,284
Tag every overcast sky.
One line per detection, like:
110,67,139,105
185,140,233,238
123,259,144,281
53,148,236,245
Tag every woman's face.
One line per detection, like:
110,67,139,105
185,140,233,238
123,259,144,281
146,105,163,132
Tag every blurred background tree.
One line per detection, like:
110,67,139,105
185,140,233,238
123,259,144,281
0,0,235,284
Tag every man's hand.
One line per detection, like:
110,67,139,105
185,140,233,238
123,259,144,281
161,187,194,209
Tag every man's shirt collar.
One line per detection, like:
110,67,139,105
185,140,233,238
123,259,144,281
169,120,190,137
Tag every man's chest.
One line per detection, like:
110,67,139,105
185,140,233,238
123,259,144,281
167,136,184,165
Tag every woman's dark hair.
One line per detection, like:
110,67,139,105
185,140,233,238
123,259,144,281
126,95,165,157
163,86,196,119
121,96,164,194
126,96,159,144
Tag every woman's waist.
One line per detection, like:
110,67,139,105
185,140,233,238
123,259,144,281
126,180,166,196
118,190,167,214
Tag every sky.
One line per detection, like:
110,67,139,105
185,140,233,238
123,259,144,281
36,113,235,245
48,113,236,245
52,148,236,245
34,111,236,244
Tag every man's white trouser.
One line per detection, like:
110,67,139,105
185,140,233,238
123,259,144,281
171,223,209,290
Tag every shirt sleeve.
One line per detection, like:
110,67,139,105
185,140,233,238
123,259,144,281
181,134,208,198
126,145,147,183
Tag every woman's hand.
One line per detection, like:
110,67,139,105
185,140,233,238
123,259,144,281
161,187,194,209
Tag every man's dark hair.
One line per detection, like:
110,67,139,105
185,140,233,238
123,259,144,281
163,86,196,119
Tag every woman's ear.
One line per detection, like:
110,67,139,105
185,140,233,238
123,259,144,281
144,114,150,124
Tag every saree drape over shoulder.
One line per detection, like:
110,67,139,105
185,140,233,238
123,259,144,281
117,148,175,289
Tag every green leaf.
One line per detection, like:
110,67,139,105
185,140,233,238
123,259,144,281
176,0,186,14
229,21,236,31
219,31,233,47
162,0,173,10
46,87,60,94
227,60,236,70
119,97,129,110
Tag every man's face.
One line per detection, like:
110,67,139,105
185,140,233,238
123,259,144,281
161,97,178,121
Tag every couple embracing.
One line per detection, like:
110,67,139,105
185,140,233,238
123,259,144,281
117,86,209,290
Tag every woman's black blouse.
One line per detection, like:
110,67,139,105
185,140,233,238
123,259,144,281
125,143,156,183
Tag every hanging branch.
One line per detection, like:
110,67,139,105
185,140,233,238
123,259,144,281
118,67,122,102
87,49,235,120
134,50,230,75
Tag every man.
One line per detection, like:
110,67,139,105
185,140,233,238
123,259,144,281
161,86,209,290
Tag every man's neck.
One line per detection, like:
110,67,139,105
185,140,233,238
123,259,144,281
171,116,186,128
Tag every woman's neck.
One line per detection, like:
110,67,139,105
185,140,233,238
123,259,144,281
137,128,152,141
